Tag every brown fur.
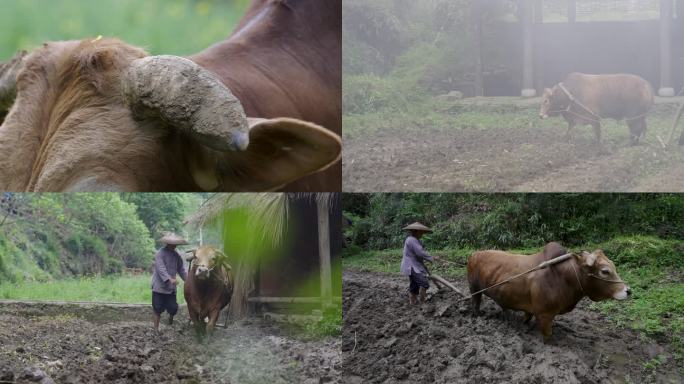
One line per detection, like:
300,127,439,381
184,246,234,340
0,0,341,191
191,0,342,191
540,73,654,145
467,242,630,342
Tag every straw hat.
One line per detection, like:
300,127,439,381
159,232,188,245
402,222,433,233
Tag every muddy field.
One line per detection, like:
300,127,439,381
0,301,340,384
343,99,684,192
342,269,682,384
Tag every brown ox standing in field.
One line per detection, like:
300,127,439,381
467,242,631,343
539,72,654,146
0,0,341,192
184,245,233,340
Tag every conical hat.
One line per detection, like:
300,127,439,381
159,232,188,245
402,222,432,233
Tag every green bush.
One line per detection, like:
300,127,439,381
596,235,684,269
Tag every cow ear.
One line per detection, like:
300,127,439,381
191,118,341,191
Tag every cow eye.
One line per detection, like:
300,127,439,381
600,268,610,275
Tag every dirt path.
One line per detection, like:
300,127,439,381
0,302,340,384
343,125,684,192
342,269,681,384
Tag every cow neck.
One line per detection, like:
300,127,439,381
189,0,340,125
539,255,588,308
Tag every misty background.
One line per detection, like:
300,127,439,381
343,0,684,115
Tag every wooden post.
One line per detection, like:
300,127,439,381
521,0,536,97
317,195,332,307
533,0,544,94
660,0,675,96
472,0,484,97
568,0,576,23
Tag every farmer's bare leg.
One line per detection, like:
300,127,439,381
409,293,418,305
153,314,161,332
419,287,427,304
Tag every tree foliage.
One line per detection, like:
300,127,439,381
0,193,159,282
343,0,516,114
122,193,198,240
343,193,684,253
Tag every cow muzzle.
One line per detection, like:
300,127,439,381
613,285,631,300
539,114,548,120
195,266,211,279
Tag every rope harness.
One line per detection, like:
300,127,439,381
546,82,652,123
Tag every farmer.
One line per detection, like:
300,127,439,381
401,222,439,305
151,232,188,333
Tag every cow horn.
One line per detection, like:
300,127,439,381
184,249,197,262
0,51,27,113
121,55,249,152
580,251,597,267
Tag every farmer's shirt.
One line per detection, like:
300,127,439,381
151,247,187,294
401,235,433,276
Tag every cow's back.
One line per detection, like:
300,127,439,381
189,0,341,191
467,249,544,312
564,72,654,119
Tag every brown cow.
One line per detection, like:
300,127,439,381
539,72,654,145
0,0,341,192
467,242,631,342
184,245,233,340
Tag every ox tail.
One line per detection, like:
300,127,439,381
668,102,684,144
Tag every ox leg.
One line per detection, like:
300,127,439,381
536,314,555,344
471,293,482,316
206,310,222,338
564,121,576,141
523,312,532,324
189,310,205,341
627,118,646,145
591,123,602,146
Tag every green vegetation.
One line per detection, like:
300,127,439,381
343,193,684,366
0,274,185,304
343,0,515,116
0,0,249,59
0,193,202,283
303,306,342,339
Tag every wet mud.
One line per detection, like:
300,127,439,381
342,269,681,384
0,302,340,384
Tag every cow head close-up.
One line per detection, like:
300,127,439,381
186,245,231,281
539,85,568,120
0,38,341,192
575,250,631,301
